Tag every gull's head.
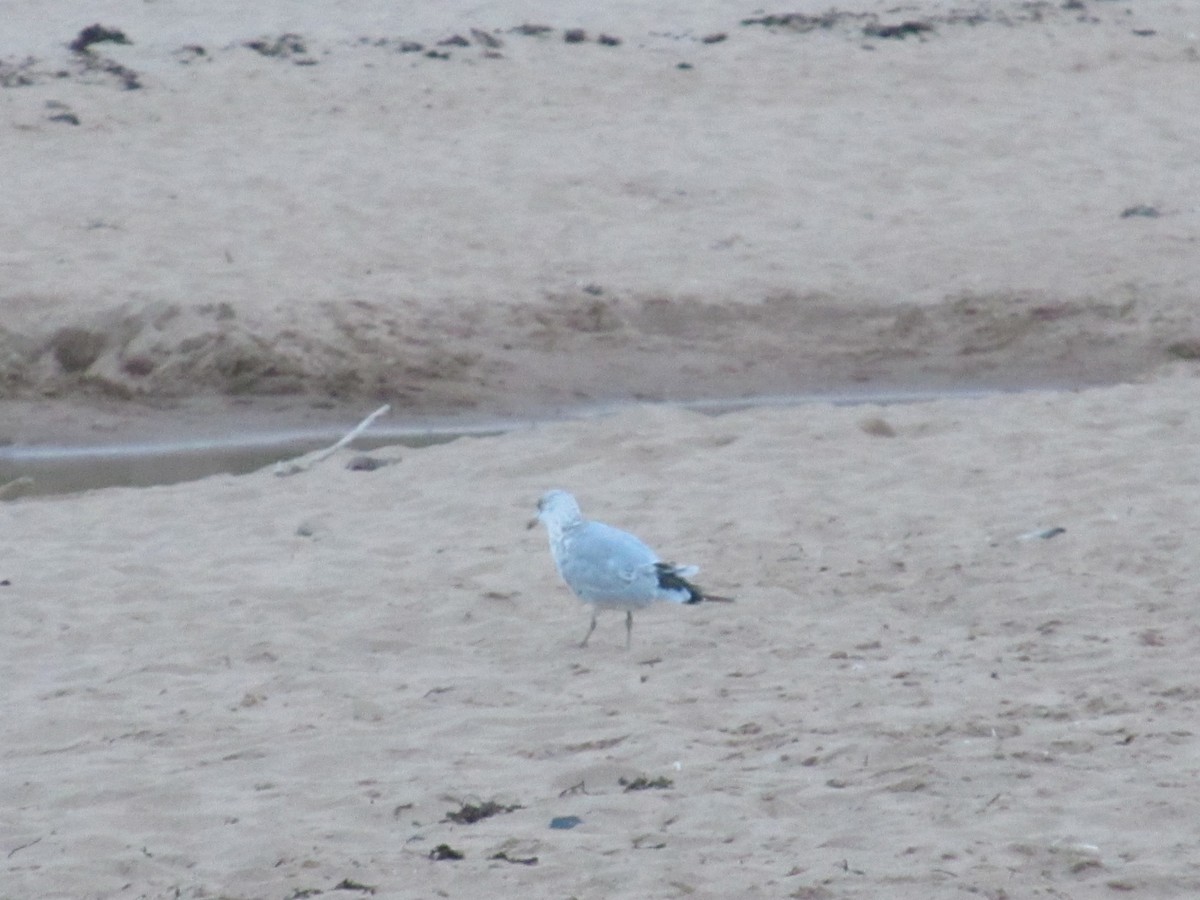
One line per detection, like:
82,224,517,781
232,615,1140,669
532,489,583,533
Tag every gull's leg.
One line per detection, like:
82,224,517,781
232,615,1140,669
580,610,598,648
625,610,633,650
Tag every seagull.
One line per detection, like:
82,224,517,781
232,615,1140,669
532,489,732,648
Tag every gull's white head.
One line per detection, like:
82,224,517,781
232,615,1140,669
536,489,584,534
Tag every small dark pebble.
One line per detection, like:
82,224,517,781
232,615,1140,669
122,355,155,377
701,32,728,44
863,21,934,39
175,44,207,63
676,62,693,69
438,34,470,47
425,50,450,60
633,835,667,850
331,878,376,894
48,113,80,125
345,455,389,472
0,580,11,587
1120,205,1160,218
549,815,583,830
859,416,897,437
51,327,107,373
490,851,539,866
619,775,674,791
70,25,131,53
1131,29,1157,37
597,34,622,46
471,29,503,49
245,34,307,57
111,64,142,89
563,29,588,44
429,844,464,861
1166,339,1200,360
1021,526,1066,541
512,24,553,36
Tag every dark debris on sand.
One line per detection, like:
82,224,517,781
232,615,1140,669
69,25,131,53
66,24,142,89
620,775,675,791
331,877,377,893
444,799,524,824
490,851,539,865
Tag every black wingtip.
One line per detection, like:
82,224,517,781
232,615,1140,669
654,563,704,604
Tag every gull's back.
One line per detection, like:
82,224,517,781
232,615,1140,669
554,519,663,608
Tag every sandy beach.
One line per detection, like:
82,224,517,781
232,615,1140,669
8,380,1200,898
3,1,1200,897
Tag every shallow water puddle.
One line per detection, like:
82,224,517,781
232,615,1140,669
0,428,497,498
0,388,1006,498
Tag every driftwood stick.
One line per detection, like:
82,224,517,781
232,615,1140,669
275,404,390,476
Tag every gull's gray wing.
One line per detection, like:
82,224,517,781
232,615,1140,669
557,520,662,602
